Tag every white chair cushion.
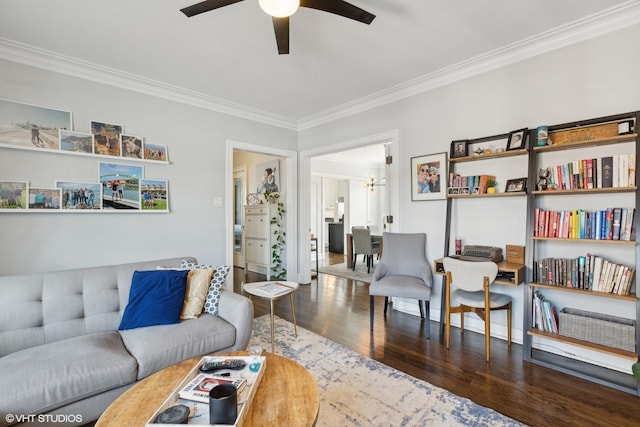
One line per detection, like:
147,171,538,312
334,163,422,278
452,289,511,308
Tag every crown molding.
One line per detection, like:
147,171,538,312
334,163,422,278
1,2,639,133
297,1,640,131
0,38,298,131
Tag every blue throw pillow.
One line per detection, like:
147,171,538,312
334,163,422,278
119,270,189,330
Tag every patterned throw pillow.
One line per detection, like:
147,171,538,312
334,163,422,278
180,260,231,316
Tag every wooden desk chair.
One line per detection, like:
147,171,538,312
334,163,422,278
443,257,512,362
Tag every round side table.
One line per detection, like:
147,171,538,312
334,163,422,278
242,281,299,353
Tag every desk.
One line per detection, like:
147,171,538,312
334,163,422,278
346,233,383,269
434,258,525,336
95,352,319,427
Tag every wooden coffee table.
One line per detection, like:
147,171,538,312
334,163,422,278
95,351,319,426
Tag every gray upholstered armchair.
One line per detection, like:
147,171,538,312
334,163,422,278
369,232,433,338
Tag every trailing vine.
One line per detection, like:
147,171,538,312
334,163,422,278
264,191,286,279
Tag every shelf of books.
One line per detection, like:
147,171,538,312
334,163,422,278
146,355,266,426
523,111,640,396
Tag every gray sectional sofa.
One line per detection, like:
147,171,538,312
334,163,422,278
0,257,254,426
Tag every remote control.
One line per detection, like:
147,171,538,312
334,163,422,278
199,359,247,373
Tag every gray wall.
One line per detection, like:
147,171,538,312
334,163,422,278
0,59,297,275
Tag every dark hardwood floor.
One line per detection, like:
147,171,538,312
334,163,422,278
235,252,640,427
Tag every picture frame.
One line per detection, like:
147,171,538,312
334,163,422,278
143,142,168,162
140,179,169,211
0,98,71,151
28,187,62,210
91,121,123,157
506,128,528,151
0,180,28,210
121,135,143,159
98,162,143,210
56,181,102,210
59,130,94,154
450,140,469,159
505,177,527,193
411,152,447,201
255,159,280,195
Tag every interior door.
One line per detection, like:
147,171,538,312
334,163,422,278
233,168,246,268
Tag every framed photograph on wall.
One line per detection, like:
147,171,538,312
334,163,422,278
506,128,528,151
91,121,123,157
450,140,468,159
28,187,61,209
411,152,447,201
121,135,143,159
0,98,71,151
60,130,93,154
56,181,101,210
140,179,168,211
98,162,143,210
0,180,28,210
505,177,527,193
143,142,168,162
256,159,280,195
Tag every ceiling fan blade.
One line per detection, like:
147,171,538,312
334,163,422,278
180,0,245,17
272,17,290,55
300,0,375,24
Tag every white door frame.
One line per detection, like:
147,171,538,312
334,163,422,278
226,140,298,290
298,130,400,284
233,167,246,268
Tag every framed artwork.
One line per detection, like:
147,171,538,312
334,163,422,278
506,128,528,151
60,130,93,154
140,179,168,211
56,181,101,210
505,177,527,193
28,187,61,209
411,152,447,201
0,98,71,151
98,162,143,210
143,143,168,161
121,135,143,159
450,140,468,159
255,159,280,194
0,180,28,210
91,121,123,157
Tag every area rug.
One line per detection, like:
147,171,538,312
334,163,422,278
315,262,374,283
249,315,526,427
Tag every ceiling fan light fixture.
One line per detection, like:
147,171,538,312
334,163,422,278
258,0,300,18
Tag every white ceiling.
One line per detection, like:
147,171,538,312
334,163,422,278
1,1,639,130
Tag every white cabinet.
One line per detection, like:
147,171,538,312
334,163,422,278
244,205,277,279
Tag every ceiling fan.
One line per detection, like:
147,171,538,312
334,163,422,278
180,0,376,55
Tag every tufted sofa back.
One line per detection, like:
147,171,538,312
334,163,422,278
0,256,196,357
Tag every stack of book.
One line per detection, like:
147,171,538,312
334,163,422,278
533,255,635,295
448,174,495,195
533,207,635,241
545,153,635,190
532,291,558,333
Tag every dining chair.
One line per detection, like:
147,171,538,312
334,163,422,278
442,257,512,362
369,232,432,339
351,227,379,273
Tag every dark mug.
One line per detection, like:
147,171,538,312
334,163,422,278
209,383,238,424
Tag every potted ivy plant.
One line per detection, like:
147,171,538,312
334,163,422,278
486,179,497,194
264,191,286,279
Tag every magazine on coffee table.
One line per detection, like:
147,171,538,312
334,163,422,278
146,355,266,426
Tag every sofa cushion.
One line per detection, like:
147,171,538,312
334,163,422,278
0,332,137,417
157,266,215,319
119,313,237,380
180,261,230,316
119,270,189,330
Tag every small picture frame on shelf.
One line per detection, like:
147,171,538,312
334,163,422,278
140,179,168,211
618,120,634,135
56,181,102,210
450,140,468,158
0,180,28,210
143,143,168,162
28,187,62,209
91,121,123,157
60,130,93,154
505,177,527,193
506,128,528,151
121,135,143,159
